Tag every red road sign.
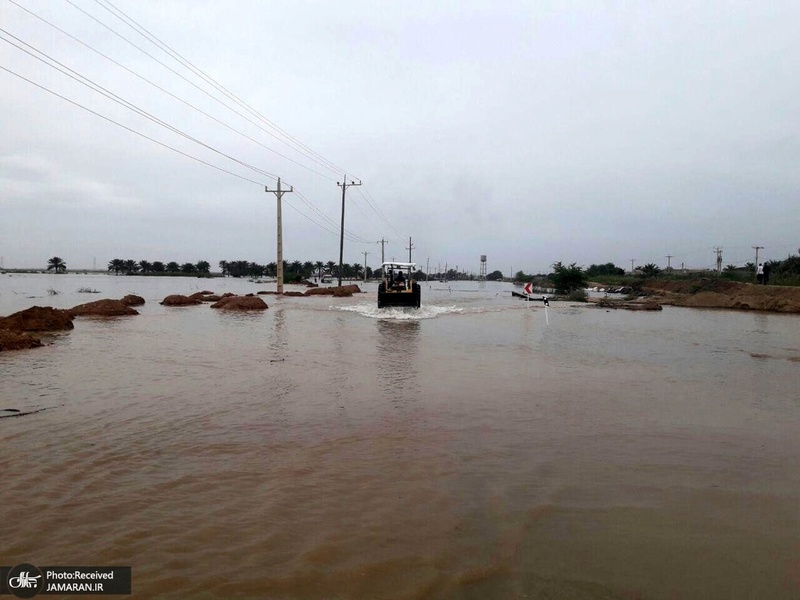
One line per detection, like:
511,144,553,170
524,282,533,295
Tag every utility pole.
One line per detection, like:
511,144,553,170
630,259,636,274
362,250,369,283
665,255,673,270
713,247,723,273
406,237,415,263
752,245,764,282
377,238,388,264
265,177,293,294
426,258,430,281
336,176,361,287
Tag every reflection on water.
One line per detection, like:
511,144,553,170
376,319,421,401
1,275,800,599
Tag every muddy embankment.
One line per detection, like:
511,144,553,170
640,279,800,313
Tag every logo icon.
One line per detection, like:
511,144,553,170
6,564,43,598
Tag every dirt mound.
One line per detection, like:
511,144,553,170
304,284,361,297
210,296,268,310
642,279,800,313
0,329,43,351
69,299,139,316
189,292,222,302
0,306,75,331
160,294,202,306
121,294,145,306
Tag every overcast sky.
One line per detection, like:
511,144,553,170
2,0,799,275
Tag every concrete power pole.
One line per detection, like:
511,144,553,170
665,255,673,270
752,245,763,281
265,177,293,294
336,176,361,287
713,247,723,273
630,259,636,274
362,250,369,283
406,237,415,263
377,238,388,264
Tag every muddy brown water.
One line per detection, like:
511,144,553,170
2,274,799,599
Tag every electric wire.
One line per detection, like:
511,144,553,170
347,194,385,238
0,46,377,245
283,196,369,243
2,56,373,244
61,0,339,181
291,189,372,243
0,64,267,186
356,186,406,238
96,0,350,179
5,0,397,247
7,0,337,182
0,28,280,182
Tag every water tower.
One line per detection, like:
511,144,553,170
479,255,487,280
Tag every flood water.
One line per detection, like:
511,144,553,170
2,273,799,599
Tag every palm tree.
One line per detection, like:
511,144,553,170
123,259,139,275
315,261,324,279
196,260,210,274
107,258,124,275
266,262,277,277
229,260,248,277
166,261,180,274
139,260,152,275
639,263,662,278
249,262,265,278
152,261,165,273
181,262,197,274
47,256,67,273
219,260,229,277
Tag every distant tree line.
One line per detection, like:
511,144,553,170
724,249,800,285
104,258,378,281
107,259,211,276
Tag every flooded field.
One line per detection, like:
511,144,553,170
2,273,799,599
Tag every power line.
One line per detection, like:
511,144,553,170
56,0,338,182
85,0,351,179
7,0,337,181
5,1,406,247
0,61,372,244
289,191,371,243
0,64,270,186
356,186,405,239
0,29,281,182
